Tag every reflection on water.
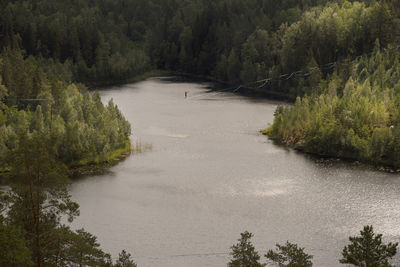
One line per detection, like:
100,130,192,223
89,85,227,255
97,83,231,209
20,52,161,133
70,78,400,267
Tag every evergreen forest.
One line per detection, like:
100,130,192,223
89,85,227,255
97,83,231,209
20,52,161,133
1,0,400,265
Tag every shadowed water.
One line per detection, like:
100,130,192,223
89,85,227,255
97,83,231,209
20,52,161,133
70,77,400,266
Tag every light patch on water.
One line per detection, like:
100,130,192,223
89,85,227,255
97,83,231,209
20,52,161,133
247,178,296,197
216,178,296,198
252,188,288,197
377,221,400,238
145,126,189,138
167,134,189,138
329,197,400,239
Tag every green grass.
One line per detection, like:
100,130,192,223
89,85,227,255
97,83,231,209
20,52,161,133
260,128,269,135
69,139,154,177
71,139,132,167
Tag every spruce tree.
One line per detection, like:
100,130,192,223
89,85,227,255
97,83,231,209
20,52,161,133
265,241,313,267
340,225,398,267
114,250,137,267
228,231,264,267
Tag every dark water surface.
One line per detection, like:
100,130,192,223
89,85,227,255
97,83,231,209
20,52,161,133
71,78,400,266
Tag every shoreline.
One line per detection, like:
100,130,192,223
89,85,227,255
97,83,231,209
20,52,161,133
0,139,133,180
88,70,296,102
261,130,400,173
69,139,132,178
7,70,386,177
93,73,395,175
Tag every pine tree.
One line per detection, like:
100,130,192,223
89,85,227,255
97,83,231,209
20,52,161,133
114,250,137,267
265,241,313,267
6,129,79,266
0,224,32,266
228,231,264,267
340,225,398,267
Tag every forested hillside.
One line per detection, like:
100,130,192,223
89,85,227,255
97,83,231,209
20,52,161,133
144,0,399,98
266,46,400,167
261,1,400,167
0,49,131,172
0,49,134,264
0,2,137,264
2,0,400,265
3,0,398,95
0,0,150,84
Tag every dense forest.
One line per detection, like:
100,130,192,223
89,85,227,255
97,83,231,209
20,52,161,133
2,0,400,265
260,1,400,167
265,47,400,167
3,0,398,92
0,49,131,172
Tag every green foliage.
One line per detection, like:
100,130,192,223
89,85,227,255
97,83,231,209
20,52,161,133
0,2,143,266
4,129,79,265
64,228,112,266
139,0,398,98
340,226,398,267
265,241,313,267
267,49,400,167
228,231,264,267
0,0,151,84
0,49,131,170
2,0,397,94
0,116,135,266
0,224,32,266
0,0,398,108
114,250,137,267
226,227,397,266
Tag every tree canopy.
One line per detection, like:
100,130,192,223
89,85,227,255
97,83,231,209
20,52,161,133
228,231,264,267
1,0,400,265
340,226,398,267
266,47,400,167
0,121,136,266
0,49,131,172
265,241,313,267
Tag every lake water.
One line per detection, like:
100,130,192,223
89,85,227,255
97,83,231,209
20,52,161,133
70,77,400,266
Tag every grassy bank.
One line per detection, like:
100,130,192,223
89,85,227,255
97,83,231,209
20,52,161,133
1,140,133,180
69,139,132,177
